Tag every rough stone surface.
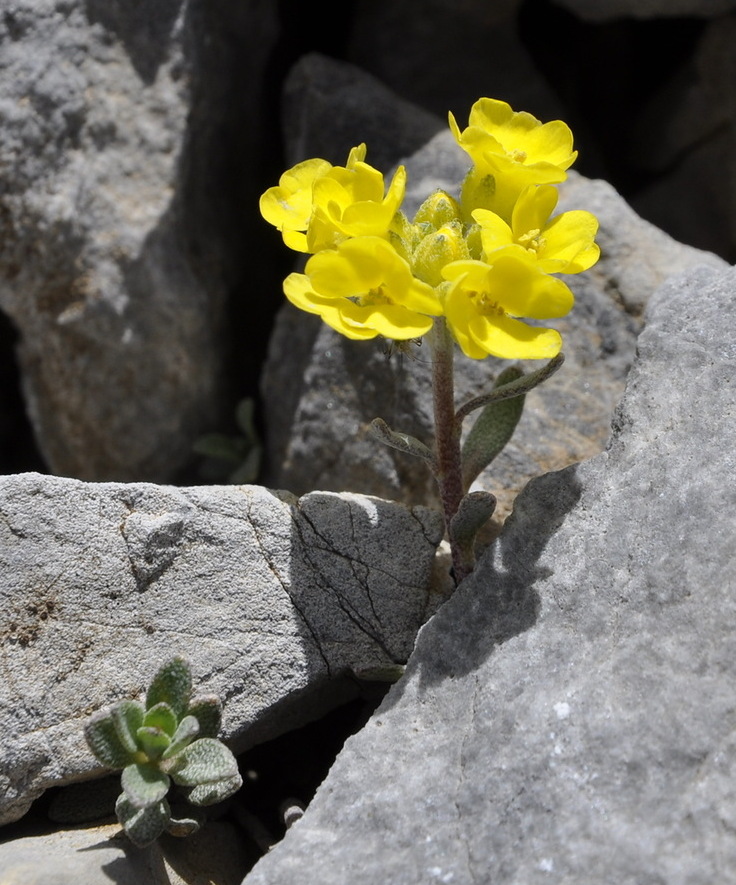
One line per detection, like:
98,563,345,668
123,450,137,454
0,0,277,481
0,474,444,826
281,53,442,172
246,264,736,883
262,105,727,519
0,821,250,885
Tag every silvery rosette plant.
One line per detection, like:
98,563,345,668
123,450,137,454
260,97,600,584
85,656,242,847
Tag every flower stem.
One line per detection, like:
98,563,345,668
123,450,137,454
428,318,469,584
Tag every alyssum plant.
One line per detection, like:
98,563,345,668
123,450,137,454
85,656,242,847
261,98,600,583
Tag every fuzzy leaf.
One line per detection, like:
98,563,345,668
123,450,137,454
85,711,137,769
456,353,565,424
368,418,435,466
187,696,222,739
192,433,249,463
166,815,202,838
169,738,239,788
450,492,497,548
234,397,258,441
143,702,178,737
136,727,171,761
121,763,170,809
146,657,192,720
187,773,243,807
111,700,145,756
116,794,170,848
461,366,525,490
229,446,262,484
162,715,200,759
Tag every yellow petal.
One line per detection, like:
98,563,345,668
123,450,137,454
468,313,562,359
283,274,376,340
488,253,575,319
342,302,434,339
511,185,558,237
537,210,600,273
473,209,514,255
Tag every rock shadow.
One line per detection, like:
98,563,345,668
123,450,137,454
85,0,183,85
397,463,584,695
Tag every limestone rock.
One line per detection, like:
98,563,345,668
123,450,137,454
0,474,444,826
0,0,277,480
246,264,736,883
0,821,250,885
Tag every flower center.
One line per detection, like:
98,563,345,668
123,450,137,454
360,285,391,306
517,228,546,254
509,149,527,164
468,290,505,317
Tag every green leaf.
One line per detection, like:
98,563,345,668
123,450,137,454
166,815,202,838
116,794,170,848
456,353,565,424
368,418,436,467
111,701,145,756
234,397,257,441
121,763,170,809
450,491,497,549
146,657,192,721
169,738,240,788
162,715,200,759
229,446,261,484
136,726,171,761
187,696,222,739
143,702,178,737
461,366,525,490
192,433,249,463
85,711,137,769
187,773,243,806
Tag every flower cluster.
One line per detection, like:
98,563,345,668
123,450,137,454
260,98,599,360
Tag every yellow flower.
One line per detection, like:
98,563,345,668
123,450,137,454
473,184,600,273
259,157,333,252
449,98,577,220
285,236,443,340
259,145,406,254
441,255,574,360
307,146,406,252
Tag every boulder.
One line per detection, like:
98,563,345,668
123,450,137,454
246,262,736,883
0,474,444,826
0,0,278,481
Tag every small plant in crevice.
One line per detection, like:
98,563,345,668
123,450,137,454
260,96,600,585
84,656,242,847
193,397,262,484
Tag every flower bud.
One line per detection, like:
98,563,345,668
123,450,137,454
413,190,463,229
412,222,469,287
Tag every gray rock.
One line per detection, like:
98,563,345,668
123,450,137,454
0,1,277,481
549,0,736,20
0,473,444,826
0,821,251,885
261,121,727,521
281,53,443,171
246,263,736,884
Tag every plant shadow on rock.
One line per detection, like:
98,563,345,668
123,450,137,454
399,463,584,692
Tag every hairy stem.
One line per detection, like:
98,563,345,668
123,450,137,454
428,319,471,584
